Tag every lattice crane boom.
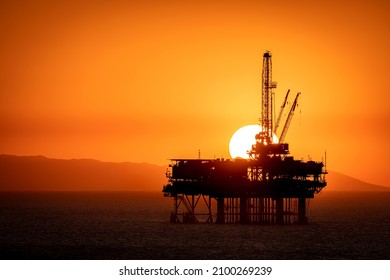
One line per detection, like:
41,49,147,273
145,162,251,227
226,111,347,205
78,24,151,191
274,89,290,135
279,92,300,143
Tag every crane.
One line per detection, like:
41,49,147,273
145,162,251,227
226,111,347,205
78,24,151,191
278,92,300,143
274,89,290,136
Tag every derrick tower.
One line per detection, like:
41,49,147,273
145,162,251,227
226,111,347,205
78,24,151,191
250,51,289,162
261,51,276,145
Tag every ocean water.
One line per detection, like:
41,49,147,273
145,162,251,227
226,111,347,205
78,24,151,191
0,191,389,260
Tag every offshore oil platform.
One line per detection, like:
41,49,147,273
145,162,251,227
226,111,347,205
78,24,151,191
163,51,327,224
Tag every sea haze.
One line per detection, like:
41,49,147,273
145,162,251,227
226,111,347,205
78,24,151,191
0,191,389,260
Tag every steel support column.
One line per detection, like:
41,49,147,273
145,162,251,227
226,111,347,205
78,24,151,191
240,197,249,224
275,197,284,225
298,198,308,224
216,198,225,224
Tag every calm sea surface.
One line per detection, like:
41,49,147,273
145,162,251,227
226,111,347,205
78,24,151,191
0,191,389,259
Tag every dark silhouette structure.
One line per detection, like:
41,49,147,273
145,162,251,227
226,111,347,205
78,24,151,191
163,51,327,224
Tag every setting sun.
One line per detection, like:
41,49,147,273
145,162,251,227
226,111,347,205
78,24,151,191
229,124,279,159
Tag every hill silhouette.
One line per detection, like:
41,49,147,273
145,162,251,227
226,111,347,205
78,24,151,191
0,155,166,191
325,170,389,192
0,155,389,192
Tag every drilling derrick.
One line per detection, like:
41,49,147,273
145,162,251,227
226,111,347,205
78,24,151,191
261,51,277,144
163,51,327,225
251,52,289,160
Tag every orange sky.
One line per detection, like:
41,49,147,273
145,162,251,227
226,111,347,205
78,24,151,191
1,0,389,186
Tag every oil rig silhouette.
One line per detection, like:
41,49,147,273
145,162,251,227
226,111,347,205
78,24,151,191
163,51,327,224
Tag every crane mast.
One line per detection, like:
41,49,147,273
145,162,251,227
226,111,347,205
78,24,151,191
274,89,290,135
279,92,300,143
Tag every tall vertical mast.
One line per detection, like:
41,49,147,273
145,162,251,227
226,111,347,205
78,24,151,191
261,51,277,144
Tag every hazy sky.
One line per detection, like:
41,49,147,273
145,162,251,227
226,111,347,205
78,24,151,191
1,0,389,186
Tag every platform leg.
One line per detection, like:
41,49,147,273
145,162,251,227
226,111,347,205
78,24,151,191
240,197,248,224
298,198,308,224
216,198,225,224
275,198,284,225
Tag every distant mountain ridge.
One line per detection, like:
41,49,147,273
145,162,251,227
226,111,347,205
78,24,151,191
325,170,390,192
0,154,389,192
0,154,166,191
